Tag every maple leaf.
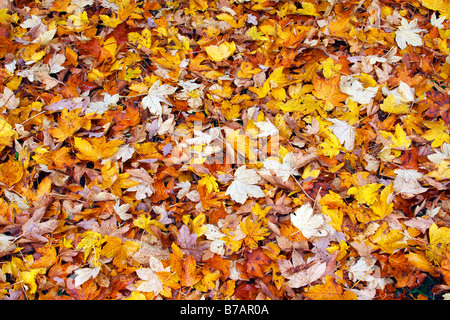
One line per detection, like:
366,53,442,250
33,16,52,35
225,165,265,204
426,224,450,264
422,119,450,148
348,183,383,206
329,119,356,151
393,169,428,198
339,75,378,105
240,248,272,279
74,136,124,162
198,175,219,194
73,266,100,287
380,94,410,114
278,250,326,288
101,236,139,268
136,256,169,294
312,76,348,109
0,87,19,110
348,256,393,289
19,268,47,295
369,183,394,220
65,278,99,300
204,41,236,62
22,203,59,243
31,245,58,269
290,202,331,239
113,200,132,220
0,118,17,150
261,152,299,182
125,168,154,200
0,157,23,186
430,13,447,29
85,93,119,115
382,81,416,105
428,143,450,164
255,120,279,137
141,80,177,116
181,254,202,287
49,108,86,143
0,234,16,257
240,216,270,250
304,276,357,300
369,222,407,255
205,224,226,255
395,18,426,50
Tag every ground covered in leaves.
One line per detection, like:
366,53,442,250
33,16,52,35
0,0,449,300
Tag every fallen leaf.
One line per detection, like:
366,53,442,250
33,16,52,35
225,165,265,204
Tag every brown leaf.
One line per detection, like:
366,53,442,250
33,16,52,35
21,197,58,243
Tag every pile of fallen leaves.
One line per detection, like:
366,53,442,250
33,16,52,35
0,0,449,300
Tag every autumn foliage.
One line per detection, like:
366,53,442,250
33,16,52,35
0,0,449,300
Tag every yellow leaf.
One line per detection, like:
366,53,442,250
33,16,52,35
128,28,152,50
74,136,124,162
191,214,207,237
419,0,449,16
319,191,344,232
125,291,147,300
370,222,407,254
246,26,268,41
380,94,410,114
134,213,168,236
319,58,342,79
348,183,383,206
0,118,17,150
249,80,271,99
100,14,122,28
101,236,140,268
380,124,411,149
422,119,450,148
240,216,270,249
302,164,321,179
369,183,394,220
0,8,12,24
68,11,89,29
189,0,209,11
326,240,349,261
427,223,450,264
204,41,236,62
312,76,348,108
295,2,319,16
318,129,341,158
198,175,219,194
103,36,118,57
251,203,272,222
76,230,105,262
19,268,46,294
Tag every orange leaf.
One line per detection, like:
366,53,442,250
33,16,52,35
0,157,23,186
181,255,202,287
31,245,58,269
65,278,99,300
312,76,348,109
74,136,124,162
304,276,357,300
49,108,85,143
